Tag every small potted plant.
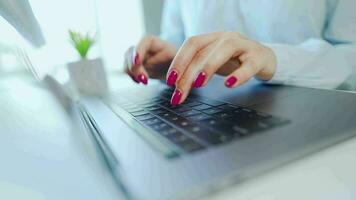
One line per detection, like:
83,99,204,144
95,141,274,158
67,30,108,96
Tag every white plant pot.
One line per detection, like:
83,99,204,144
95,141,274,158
67,58,108,96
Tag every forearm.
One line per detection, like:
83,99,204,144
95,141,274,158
264,38,356,90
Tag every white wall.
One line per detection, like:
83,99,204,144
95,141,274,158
0,0,145,73
95,0,145,71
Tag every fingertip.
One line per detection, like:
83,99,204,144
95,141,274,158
225,76,238,88
137,73,148,85
166,70,178,86
170,88,182,106
193,71,206,88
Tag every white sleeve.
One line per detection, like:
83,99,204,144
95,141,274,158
159,0,185,48
264,0,356,90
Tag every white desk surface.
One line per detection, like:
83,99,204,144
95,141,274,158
1,74,356,200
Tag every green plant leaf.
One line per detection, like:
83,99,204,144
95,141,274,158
68,30,96,59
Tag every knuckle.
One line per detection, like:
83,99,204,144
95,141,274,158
220,33,239,47
247,60,258,70
185,36,200,47
177,75,190,89
253,45,266,55
171,56,183,69
194,52,206,63
204,59,217,71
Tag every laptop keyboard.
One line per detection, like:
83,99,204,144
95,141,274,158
106,89,289,158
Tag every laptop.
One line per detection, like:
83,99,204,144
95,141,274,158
78,75,356,200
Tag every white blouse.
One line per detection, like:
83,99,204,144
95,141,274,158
160,0,356,90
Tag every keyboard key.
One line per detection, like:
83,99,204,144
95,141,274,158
160,128,180,137
173,117,196,129
182,101,202,107
131,110,149,116
170,106,191,113
180,120,190,127
181,110,201,117
202,108,223,115
198,119,237,137
159,101,172,108
157,112,174,119
185,125,202,133
135,113,155,121
198,98,225,106
187,113,212,121
141,117,162,126
150,108,167,115
141,103,158,108
242,108,253,112
213,111,234,119
151,122,170,131
200,118,222,126
146,106,161,111
218,104,239,110
190,127,224,145
191,104,212,110
211,123,240,137
145,104,160,110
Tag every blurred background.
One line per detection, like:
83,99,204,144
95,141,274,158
0,0,164,78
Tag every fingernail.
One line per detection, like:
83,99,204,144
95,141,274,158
170,89,182,106
225,76,237,88
166,70,178,86
133,52,140,66
137,74,148,85
193,71,206,88
132,76,140,83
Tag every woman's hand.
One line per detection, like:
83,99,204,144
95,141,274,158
167,32,277,105
124,35,177,84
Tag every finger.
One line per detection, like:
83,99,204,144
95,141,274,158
130,64,149,85
124,67,139,83
145,50,171,66
135,35,165,67
124,47,149,85
224,59,261,88
173,35,246,105
166,32,222,86
191,37,246,87
172,42,219,105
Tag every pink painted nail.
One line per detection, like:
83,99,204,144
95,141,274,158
132,76,140,83
133,52,140,66
193,71,206,88
137,74,148,85
166,70,178,86
170,89,182,106
225,76,237,88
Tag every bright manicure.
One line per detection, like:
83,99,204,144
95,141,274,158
137,74,148,85
166,70,178,86
133,52,140,66
225,76,237,88
193,71,206,88
170,89,182,106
